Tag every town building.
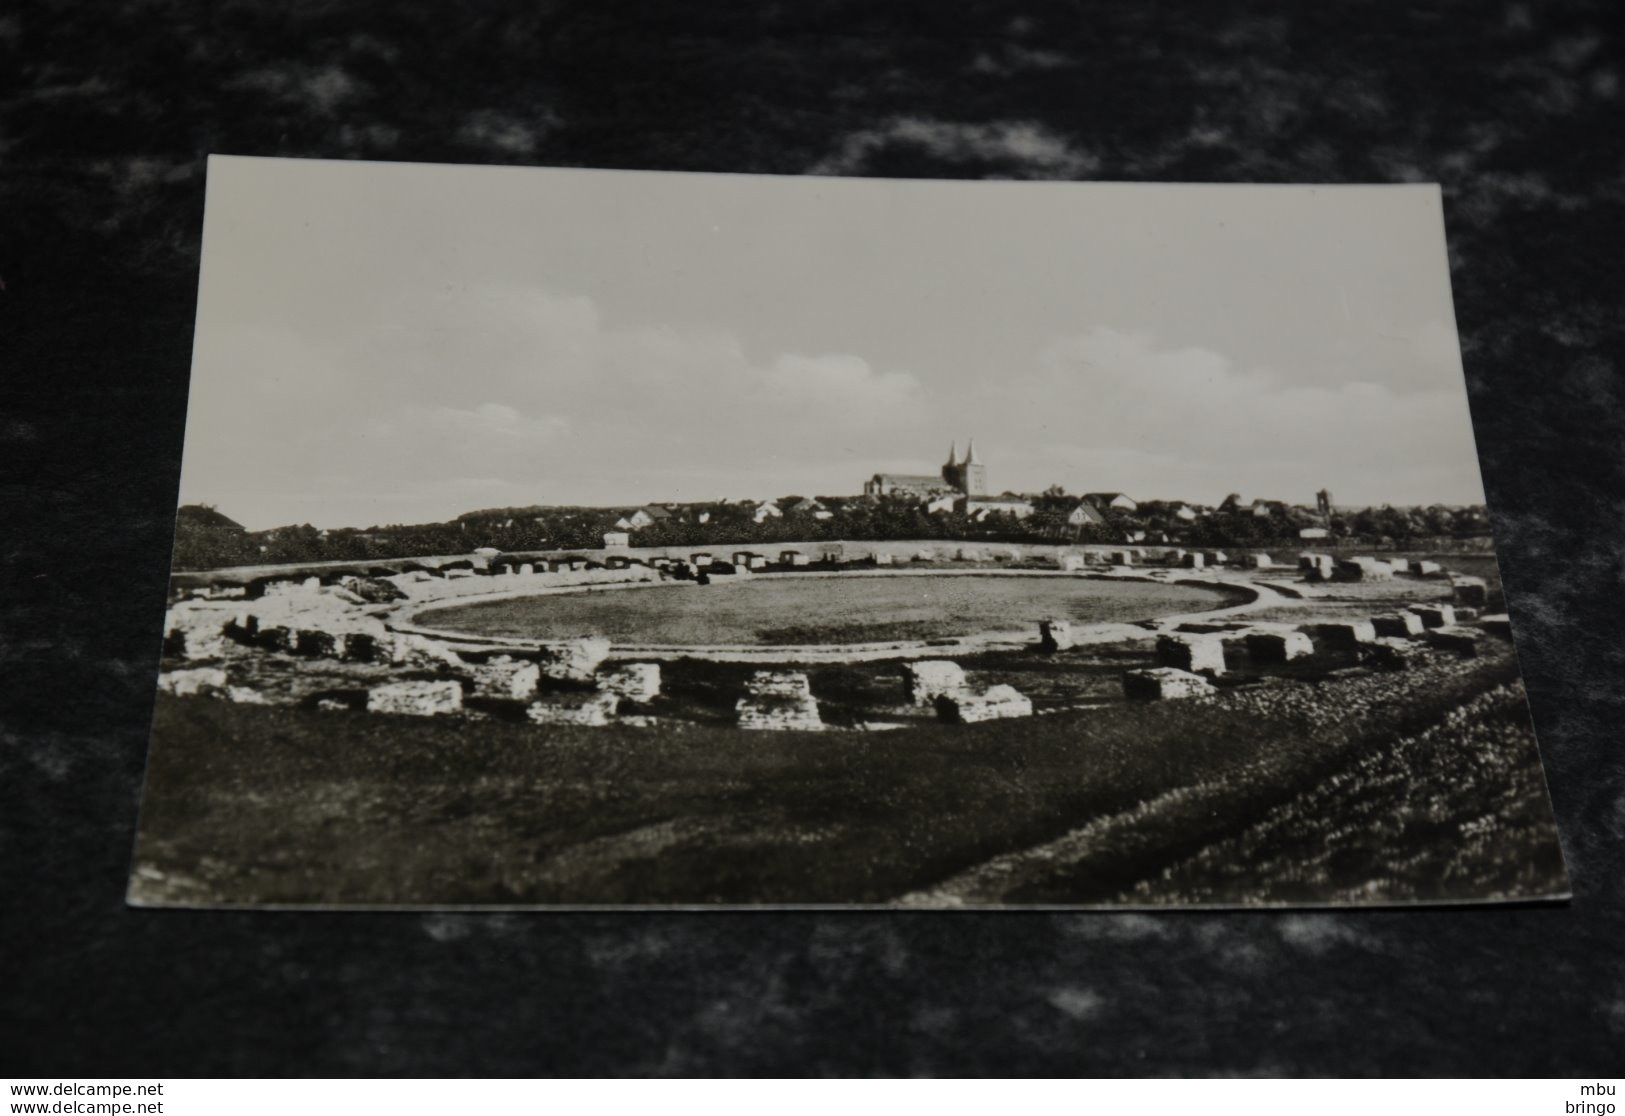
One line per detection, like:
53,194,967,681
864,439,989,498
1083,492,1138,512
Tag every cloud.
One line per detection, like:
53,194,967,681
761,353,920,416
1013,327,1485,504
371,402,569,446
809,117,1098,179
182,286,928,526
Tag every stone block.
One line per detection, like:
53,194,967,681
904,660,966,706
1301,620,1379,648
163,607,228,660
390,633,465,670
1371,612,1426,638
598,663,662,703
293,628,341,658
1357,637,1431,670
256,624,296,652
526,691,619,726
1480,613,1514,639
1415,560,1443,577
736,693,823,731
1333,556,1393,581
745,671,812,699
1060,555,1085,572
1242,552,1274,569
535,637,611,682
935,684,1033,724
1039,618,1075,651
1122,667,1215,701
157,667,228,696
1422,625,1483,657
1452,576,1489,608
1181,552,1206,569
367,680,464,717
1155,633,1226,674
1407,604,1457,629
1244,631,1314,661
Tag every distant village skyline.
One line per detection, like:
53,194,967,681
180,159,1488,531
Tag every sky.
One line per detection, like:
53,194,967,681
179,156,1486,530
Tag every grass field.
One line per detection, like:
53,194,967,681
411,574,1237,645
130,640,1565,907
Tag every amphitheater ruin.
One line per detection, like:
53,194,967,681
158,540,1513,734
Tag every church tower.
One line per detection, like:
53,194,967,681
961,439,987,496
941,439,988,495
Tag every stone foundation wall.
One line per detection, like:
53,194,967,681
526,691,619,726
598,663,662,703
1122,666,1214,700
736,693,823,730
366,680,464,717
903,660,966,706
1156,633,1226,674
934,684,1033,724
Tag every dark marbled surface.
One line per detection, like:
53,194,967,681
3,0,1622,1076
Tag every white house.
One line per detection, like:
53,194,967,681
963,496,1034,521
1083,492,1138,512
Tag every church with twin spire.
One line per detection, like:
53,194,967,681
863,440,989,498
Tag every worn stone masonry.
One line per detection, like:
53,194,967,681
598,663,662,703
163,605,228,660
526,690,619,726
935,684,1033,724
1156,633,1226,674
1301,620,1379,648
1244,630,1314,661
1334,556,1394,581
471,657,541,701
366,680,464,717
1039,618,1075,652
1407,604,1457,629
1298,553,1334,580
1358,637,1433,670
1372,612,1426,638
1422,625,1483,657
745,670,813,699
157,666,228,696
737,692,823,731
1122,667,1215,701
1480,613,1514,639
534,637,611,682
904,660,967,706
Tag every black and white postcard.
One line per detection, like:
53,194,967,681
131,156,1567,907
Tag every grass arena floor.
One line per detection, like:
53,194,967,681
410,574,1242,646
